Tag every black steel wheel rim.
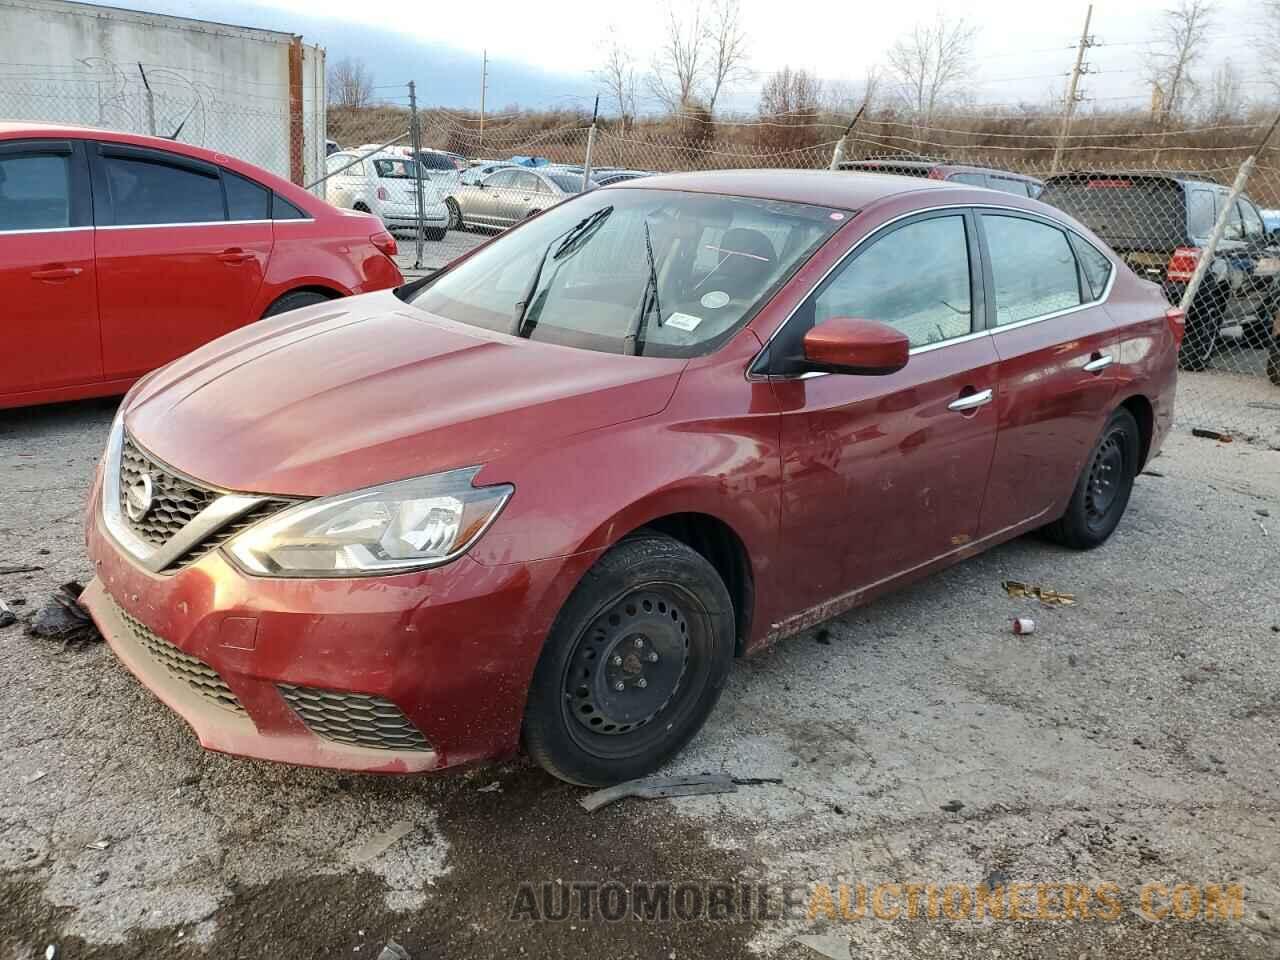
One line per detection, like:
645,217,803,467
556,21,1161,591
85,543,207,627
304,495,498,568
1085,430,1125,526
561,584,704,758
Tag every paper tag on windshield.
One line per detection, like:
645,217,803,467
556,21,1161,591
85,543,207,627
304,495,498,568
665,312,703,332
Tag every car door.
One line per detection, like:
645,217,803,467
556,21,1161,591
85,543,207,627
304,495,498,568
90,141,272,380
470,170,514,226
0,137,100,399
765,210,1000,616
502,171,541,224
975,210,1120,538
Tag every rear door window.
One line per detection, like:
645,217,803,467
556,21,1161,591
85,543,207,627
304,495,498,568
0,151,71,230
102,154,225,225
1187,189,1214,237
981,214,1082,324
225,171,270,220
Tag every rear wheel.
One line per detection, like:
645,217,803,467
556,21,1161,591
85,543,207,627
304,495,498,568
522,534,734,786
446,198,462,230
1268,344,1280,386
1178,283,1225,371
261,289,332,319
1043,407,1140,550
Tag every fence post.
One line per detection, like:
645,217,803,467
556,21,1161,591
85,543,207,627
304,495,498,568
408,80,426,270
1178,113,1280,315
828,102,866,171
582,96,599,192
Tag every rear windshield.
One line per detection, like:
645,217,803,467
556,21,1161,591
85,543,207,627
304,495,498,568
417,152,460,171
373,158,420,179
1039,176,1188,251
404,188,845,358
546,173,587,192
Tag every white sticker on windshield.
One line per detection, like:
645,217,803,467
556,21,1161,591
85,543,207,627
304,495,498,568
665,312,703,332
700,290,730,309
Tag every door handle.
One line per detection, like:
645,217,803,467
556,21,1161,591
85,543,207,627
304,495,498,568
217,248,252,264
1083,353,1114,373
948,388,994,412
31,266,82,281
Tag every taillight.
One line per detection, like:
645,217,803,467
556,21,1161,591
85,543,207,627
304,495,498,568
376,186,390,201
1166,246,1200,282
370,231,397,257
1165,306,1186,346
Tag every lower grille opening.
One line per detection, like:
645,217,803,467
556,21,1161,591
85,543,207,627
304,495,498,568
116,604,246,715
277,684,431,752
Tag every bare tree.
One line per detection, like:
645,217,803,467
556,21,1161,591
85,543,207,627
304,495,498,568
1145,0,1216,124
886,15,976,125
647,3,706,114
758,66,824,150
328,57,374,109
825,66,882,115
704,0,750,115
596,27,639,128
1253,0,1280,95
1201,58,1245,122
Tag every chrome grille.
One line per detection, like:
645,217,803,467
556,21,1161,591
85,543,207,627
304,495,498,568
116,603,245,715
278,684,431,752
119,434,294,571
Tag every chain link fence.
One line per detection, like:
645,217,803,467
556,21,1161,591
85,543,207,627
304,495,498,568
2,59,1278,444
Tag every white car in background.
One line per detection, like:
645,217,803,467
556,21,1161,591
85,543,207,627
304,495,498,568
324,151,449,240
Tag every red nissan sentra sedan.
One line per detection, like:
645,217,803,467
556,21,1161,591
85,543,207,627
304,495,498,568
81,170,1181,786
0,123,403,409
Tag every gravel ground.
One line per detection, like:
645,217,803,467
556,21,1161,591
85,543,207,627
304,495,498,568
2,382,1278,960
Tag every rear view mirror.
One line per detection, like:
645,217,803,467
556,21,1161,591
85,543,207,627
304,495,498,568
802,318,910,376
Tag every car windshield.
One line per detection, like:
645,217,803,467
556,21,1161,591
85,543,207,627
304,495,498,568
374,158,420,179
405,187,846,358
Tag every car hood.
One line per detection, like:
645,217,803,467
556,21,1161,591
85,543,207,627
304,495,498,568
125,291,685,496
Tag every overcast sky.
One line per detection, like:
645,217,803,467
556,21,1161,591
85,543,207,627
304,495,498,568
88,0,1269,113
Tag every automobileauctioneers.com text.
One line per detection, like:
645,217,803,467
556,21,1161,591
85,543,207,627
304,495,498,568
510,881,1246,924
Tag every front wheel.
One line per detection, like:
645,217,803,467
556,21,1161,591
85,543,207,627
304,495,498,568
1043,407,1140,550
1268,345,1280,386
445,198,462,231
522,534,735,786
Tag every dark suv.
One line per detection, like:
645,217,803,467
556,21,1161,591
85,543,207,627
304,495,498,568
1041,172,1280,373
838,158,1044,198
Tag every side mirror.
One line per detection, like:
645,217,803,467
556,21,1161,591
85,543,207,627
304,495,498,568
802,318,910,376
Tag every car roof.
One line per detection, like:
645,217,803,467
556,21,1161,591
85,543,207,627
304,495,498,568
616,168,961,210
840,158,1041,183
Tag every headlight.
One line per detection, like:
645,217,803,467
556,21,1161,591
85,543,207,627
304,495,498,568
224,467,512,577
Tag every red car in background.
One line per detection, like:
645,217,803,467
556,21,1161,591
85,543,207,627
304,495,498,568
81,171,1180,786
0,123,403,409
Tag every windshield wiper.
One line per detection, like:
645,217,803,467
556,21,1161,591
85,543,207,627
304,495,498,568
622,219,662,356
509,205,614,338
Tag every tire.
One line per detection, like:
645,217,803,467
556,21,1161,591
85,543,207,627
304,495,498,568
353,202,371,213
1043,407,1141,550
1268,345,1280,387
445,198,462,231
1178,282,1227,371
424,226,447,242
261,289,332,319
522,534,735,786
1242,318,1276,350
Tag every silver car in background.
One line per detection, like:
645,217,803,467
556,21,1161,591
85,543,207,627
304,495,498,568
445,167,595,231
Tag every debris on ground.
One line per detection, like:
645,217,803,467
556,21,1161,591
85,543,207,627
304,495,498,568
1012,617,1036,636
1191,427,1233,443
794,934,851,959
376,940,410,960
579,773,782,812
0,564,44,575
940,800,965,813
28,582,101,648
1142,469,1166,477
476,781,502,793
1258,508,1272,518
0,599,16,629
23,770,47,785
1002,580,1075,607
351,821,414,863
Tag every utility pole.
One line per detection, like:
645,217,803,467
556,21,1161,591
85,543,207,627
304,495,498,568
479,49,488,152
1050,4,1095,177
